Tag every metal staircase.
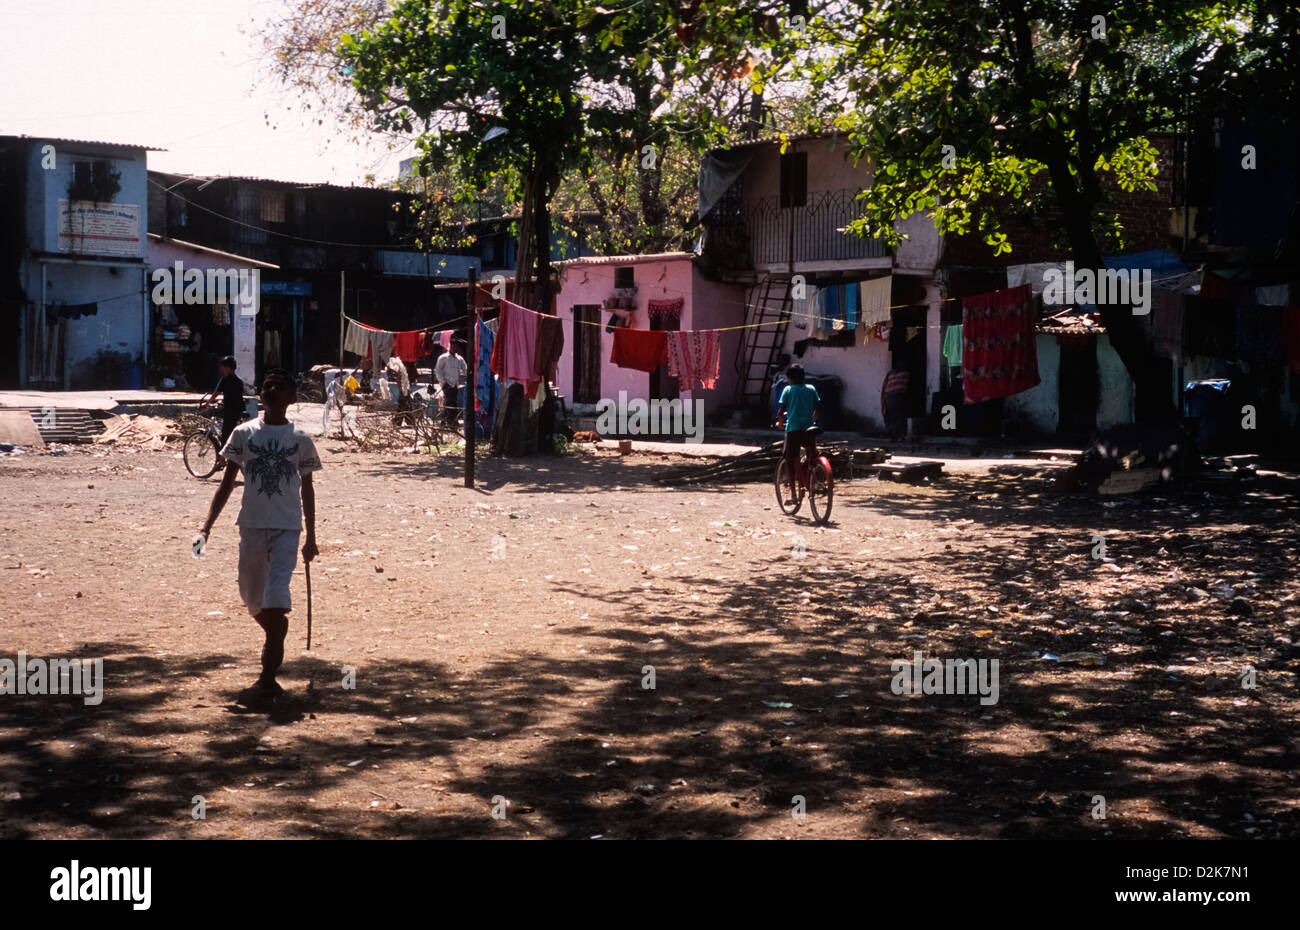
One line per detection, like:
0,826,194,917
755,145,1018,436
738,275,794,410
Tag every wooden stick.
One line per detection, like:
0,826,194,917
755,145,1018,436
305,560,313,651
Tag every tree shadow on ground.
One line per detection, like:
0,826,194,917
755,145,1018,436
3,468,1296,839
348,449,687,496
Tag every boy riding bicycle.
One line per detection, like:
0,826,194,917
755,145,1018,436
200,355,245,449
776,363,822,505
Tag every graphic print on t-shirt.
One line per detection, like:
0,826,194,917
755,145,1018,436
246,435,301,497
221,420,323,530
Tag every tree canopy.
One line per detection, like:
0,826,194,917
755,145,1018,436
336,0,773,305
641,0,1298,423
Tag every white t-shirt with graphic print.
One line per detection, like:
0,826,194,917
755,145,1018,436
220,420,322,530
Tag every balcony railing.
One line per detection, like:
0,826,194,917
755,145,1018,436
704,188,891,269
747,188,889,265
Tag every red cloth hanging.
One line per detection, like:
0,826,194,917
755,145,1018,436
393,330,425,362
961,283,1040,404
611,327,669,372
1282,307,1300,375
533,314,565,395
1199,270,1235,301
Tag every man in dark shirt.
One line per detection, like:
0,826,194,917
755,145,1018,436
201,355,246,447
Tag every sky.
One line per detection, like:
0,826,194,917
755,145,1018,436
0,0,414,186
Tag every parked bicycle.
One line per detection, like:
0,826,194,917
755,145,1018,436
182,405,252,478
773,425,834,524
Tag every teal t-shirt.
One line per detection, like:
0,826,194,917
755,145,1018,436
779,383,820,432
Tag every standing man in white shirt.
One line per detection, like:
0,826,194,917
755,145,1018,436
199,367,322,705
434,338,468,427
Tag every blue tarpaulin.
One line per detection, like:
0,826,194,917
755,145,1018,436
1074,251,1198,312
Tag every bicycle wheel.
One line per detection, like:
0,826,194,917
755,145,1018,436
183,431,220,478
774,457,803,515
808,458,833,524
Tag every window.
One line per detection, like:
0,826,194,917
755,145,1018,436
259,189,286,223
779,152,808,209
69,160,120,202
168,193,187,229
614,266,635,289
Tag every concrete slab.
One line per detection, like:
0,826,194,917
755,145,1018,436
0,390,206,410
0,409,43,446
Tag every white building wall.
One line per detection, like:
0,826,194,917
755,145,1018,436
775,273,940,430
1004,334,1138,436
1005,334,1061,434
1097,334,1136,428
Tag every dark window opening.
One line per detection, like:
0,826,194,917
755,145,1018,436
779,152,808,208
69,160,120,203
259,189,286,223
614,267,635,289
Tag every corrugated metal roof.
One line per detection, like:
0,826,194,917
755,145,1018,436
1038,311,1105,335
557,251,695,267
149,169,392,192
708,131,841,154
426,252,697,287
146,233,280,270
0,133,165,151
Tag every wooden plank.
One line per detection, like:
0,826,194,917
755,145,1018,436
1097,466,1161,495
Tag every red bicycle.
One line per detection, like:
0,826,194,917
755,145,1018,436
774,426,834,524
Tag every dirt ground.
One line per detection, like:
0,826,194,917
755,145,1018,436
2,438,1298,840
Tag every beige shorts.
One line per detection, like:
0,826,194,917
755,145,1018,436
237,528,300,617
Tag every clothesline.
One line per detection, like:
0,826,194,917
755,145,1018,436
608,324,722,389
450,265,1221,340
475,266,1200,314
341,312,469,335
468,278,938,324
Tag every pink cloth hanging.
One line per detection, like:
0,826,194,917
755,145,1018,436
489,300,543,398
439,330,452,351
666,329,721,390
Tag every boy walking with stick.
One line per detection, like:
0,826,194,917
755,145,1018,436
199,368,322,704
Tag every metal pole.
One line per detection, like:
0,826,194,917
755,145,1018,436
140,266,149,381
465,267,477,488
338,269,345,371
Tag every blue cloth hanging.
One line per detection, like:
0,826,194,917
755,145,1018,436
843,283,858,329
475,317,498,438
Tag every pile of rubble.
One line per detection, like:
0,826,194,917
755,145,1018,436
93,414,180,451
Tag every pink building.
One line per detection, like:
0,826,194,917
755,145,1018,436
553,253,745,420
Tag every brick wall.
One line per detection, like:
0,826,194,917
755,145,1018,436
943,132,1176,267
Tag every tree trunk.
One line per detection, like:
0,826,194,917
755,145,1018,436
1041,148,1181,427
513,170,539,309
534,172,553,314
746,88,764,139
